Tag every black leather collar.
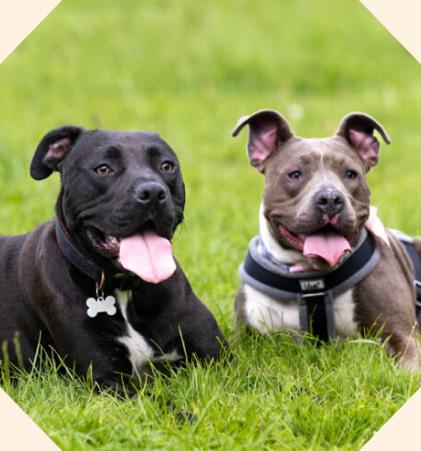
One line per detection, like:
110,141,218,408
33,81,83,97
55,219,103,283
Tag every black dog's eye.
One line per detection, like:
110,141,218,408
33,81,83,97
346,169,358,180
288,170,302,180
94,164,113,176
160,161,175,174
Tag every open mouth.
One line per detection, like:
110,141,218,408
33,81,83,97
86,227,121,256
279,225,306,251
85,222,176,283
279,224,356,268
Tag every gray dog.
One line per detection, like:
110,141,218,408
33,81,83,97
233,109,421,370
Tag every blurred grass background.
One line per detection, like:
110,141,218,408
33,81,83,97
0,0,420,449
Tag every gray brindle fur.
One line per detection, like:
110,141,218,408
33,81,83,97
233,109,421,370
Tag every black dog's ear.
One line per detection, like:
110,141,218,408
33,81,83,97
232,109,293,172
30,125,83,180
336,113,391,171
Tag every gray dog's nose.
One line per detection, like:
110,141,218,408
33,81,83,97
136,182,167,206
315,188,345,218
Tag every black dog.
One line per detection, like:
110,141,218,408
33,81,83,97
0,126,227,389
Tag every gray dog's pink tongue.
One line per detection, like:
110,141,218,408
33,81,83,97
119,231,176,283
303,229,352,267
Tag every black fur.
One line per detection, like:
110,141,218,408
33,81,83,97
0,126,227,388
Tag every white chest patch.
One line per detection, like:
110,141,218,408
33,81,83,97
243,284,358,337
333,290,359,337
244,284,300,334
115,290,181,373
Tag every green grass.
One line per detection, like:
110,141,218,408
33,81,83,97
0,0,421,449
2,335,420,450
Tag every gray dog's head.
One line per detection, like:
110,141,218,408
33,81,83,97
233,109,390,268
30,126,185,280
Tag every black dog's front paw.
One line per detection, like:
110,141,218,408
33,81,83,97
163,398,196,424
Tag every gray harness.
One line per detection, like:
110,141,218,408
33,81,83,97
240,228,380,341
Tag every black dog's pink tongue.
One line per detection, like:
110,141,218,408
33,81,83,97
303,229,351,267
119,231,176,283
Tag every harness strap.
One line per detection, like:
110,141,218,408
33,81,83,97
402,241,421,308
393,236,421,314
240,230,380,341
241,230,379,300
297,291,336,341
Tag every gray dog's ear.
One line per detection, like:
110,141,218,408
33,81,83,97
30,125,84,180
336,113,391,171
232,109,293,171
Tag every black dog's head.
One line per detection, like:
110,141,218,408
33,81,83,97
30,126,185,280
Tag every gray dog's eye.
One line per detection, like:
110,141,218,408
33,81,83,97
160,161,175,174
94,164,113,176
288,170,302,180
345,169,358,180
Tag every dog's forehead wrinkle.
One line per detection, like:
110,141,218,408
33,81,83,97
74,132,177,168
79,129,165,148
305,145,357,184
279,139,332,163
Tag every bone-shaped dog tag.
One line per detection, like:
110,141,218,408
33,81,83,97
86,295,117,318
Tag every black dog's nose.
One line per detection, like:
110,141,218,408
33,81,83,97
136,182,167,205
315,188,345,218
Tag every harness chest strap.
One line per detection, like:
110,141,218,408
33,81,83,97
240,229,380,341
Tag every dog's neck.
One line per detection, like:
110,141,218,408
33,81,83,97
258,203,308,266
